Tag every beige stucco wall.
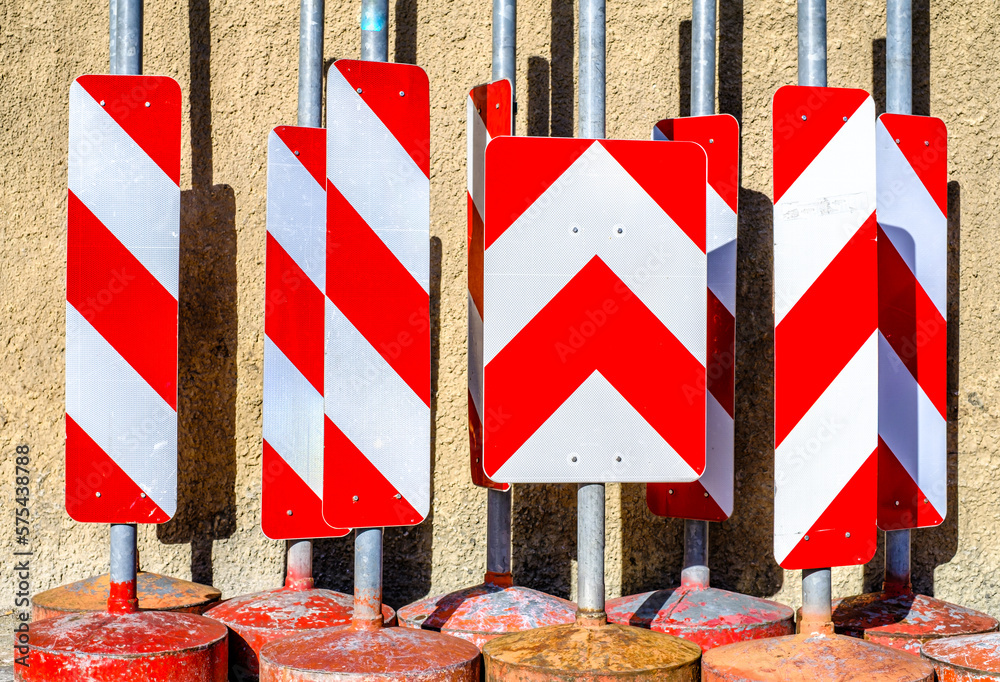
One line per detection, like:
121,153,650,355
2,0,999,618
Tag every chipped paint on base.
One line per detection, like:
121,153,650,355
701,631,935,681
481,622,701,681
831,591,999,655
606,586,795,651
258,623,481,681
397,583,577,648
14,610,228,682
921,632,1000,681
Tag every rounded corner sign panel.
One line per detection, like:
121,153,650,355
323,60,431,528
482,136,708,485
66,75,181,524
772,86,878,570
263,125,349,541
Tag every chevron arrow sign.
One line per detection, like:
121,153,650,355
482,137,708,484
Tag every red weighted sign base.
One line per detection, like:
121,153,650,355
921,632,1000,681
14,611,228,682
32,571,221,621
702,631,934,681
831,590,998,655
397,573,576,648
259,623,481,681
204,587,397,680
606,583,795,651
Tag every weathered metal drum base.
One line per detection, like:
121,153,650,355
204,587,397,680
921,632,1000,681
32,571,222,621
606,586,795,651
14,611,228,681
481,622,701,681
397,583,577,648
259,625,482,681
832,591,999,655
701,632,934,681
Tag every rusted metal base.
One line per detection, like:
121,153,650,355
701,631,935,681
32,571,222,621
397,582,577,648
258,623,482,681
481,622,702,681
204,587,397,681
606,586,795,651
831,591,999,655
921,632,1000,681
14,610,228,681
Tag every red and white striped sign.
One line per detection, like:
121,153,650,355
262,126,348,540
467,79,513,491
773,86,877,569
647,115,739,521
876,114,948,531
322,60,431,527
482,137,708,484
66,75,180,523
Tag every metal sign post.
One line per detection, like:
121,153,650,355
256,4,481,679
828,0,997,654
20,4,231,680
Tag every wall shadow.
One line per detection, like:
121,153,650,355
394,0,418,65
156,0,238,586
550,0,574,137
913,0,930,116
512,483,577,599
872,38,887,116
527,56,551,137
679,20,691,118
717,0,743,122
620,484,684,596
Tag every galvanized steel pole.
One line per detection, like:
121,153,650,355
797,0,826,87
108,0,142,614
801,567,833,631
298,0,325,128
485,0,517,581
361,0,389,63
578,0,605,139
109,0,118,74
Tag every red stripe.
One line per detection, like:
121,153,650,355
75,75,182,186
878,225,946,418
483,257,705,478
779,449,878,569
334,60,430,178
468,194,484,318
772,86,869,204
879,114,948,216
261,439,347,539
323,416,423,527
65,415,169,524
326,183,430,406
774,214,877,447
274,125,326,190
647,480,728,522
877,437,945,531
708,288,735,418
468,390,509,491
265,233,325,395
655,115,740,213
67,190,178,410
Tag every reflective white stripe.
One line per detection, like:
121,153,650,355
263,335,325,497
774,99,876,325
324,297,430,516
468,290,484,420
878,333,947,519
327,67,430,293
876,121,947,319
65,303,176,516
467,94,491,218
484,142,707,366
702,391,735,517
707,183,737,316
774,331,878,564
492,370,699,483
68,81,180,300
267,131,327,293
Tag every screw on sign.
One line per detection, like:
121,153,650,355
481,136,708,485
322,59,431,527
771,85,878,570
467,79,513,491
65,75,181,524
261,125,348,542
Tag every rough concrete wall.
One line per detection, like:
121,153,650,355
1,0,999,617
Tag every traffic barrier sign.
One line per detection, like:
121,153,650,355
322,59,431,527
481,137,708,484
772,85,878,569
65,74,181,524
647,114,738,521
262,125,348,540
